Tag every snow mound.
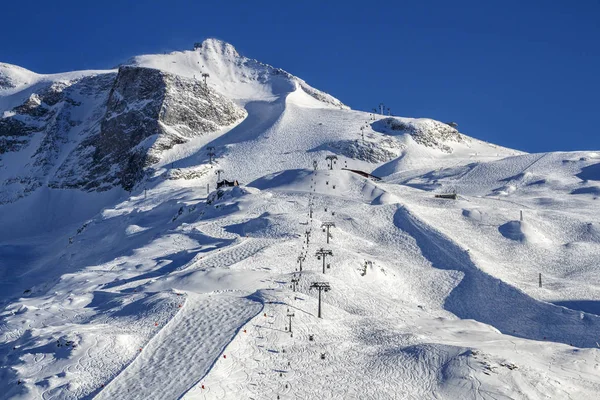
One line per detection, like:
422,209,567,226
577,162,600,181
498,220,550,244
581,222,600,243
571,186,600,196
462,208,484,222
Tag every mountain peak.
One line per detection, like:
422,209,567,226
195,38,239,58
0,62,37,92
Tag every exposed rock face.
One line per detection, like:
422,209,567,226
0,39,349,203
0,65,246,202
372,117,467,153
313,138,405,163
0,74,115,203
55,66,246,191
58,67,167,191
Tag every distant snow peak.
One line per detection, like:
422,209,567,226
196,38,240,58
0,62,35,92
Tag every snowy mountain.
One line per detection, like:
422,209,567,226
2,39,600,399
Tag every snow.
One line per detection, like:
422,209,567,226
2,38,600,399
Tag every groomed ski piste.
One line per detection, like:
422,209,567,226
2,39,600,399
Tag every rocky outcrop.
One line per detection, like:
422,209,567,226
0,74,115,203
0,64,246,202
313,137,405,163
54,66,246,191
372,117,466,153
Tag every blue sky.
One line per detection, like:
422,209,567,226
1,0,598,152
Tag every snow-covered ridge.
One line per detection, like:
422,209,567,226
127,38,348,109
0,39,352,203
0,62,115,96
0,62,37,92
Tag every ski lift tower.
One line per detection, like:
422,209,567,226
215,169,224,181
321,222,335,244
202,73,210,85
325,155,338,170
315,248,333,274
309,282,331,318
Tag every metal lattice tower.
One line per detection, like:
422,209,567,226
325,155,338,170
315,248,333,274
309,282,331,318
291,275,300,291
321,222,335,244
297,255,306,272
286,312,295,332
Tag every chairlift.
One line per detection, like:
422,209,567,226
327,264,331,269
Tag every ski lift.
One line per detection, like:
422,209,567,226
320,353,326,360
327,264,331,269
317,256,321,260
309,334,314,341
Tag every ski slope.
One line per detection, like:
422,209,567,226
2,39,600,399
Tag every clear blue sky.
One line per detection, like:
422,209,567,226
1,0,599,153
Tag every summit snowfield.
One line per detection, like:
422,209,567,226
1,39,600,399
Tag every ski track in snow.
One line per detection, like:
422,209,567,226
95,293,262,400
